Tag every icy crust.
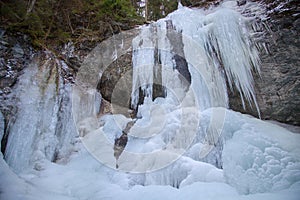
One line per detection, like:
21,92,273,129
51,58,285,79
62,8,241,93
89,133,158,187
1,107,300,199
79,94,300,195
144,156,224,188
0,155,75,200
221,109,300,194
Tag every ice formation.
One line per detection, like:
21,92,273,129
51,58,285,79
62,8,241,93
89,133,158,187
222,111,300,194
131,2,261,113
1,108,300,199
4,56,78,173
1,1,300,200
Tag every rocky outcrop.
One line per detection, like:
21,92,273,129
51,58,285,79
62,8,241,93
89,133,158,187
0,30,34,90
0,30,35,154
96,0,300,126
1,3,299,168
177,0,300,125
0,31,83,171
229,0,300,125
98,52,132,103
0,30,34,123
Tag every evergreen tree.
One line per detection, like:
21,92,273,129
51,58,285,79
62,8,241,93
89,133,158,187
0,0,142,47
133,0,178,21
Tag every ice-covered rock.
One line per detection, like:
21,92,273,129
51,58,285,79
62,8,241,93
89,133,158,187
0,111,4,151
221,109,300,194
4,54,78,173
1,1,299,200
131,2,262,114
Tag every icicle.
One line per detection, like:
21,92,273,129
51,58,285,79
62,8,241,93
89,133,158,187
131,2,263,116
178,1,183,9
131,26,156,109
207,8,261,115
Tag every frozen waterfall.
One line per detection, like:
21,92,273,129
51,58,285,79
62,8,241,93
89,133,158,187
1,1,300,200
126,4,264,170
68,0,288,180
131,5,261,114
3,54,78,173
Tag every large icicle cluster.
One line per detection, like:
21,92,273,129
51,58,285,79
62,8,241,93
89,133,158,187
1,2,300,200
131,2,261,113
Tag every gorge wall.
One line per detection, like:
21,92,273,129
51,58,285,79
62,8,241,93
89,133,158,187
0,0,299,170
229,0,300,125
99,0,300,125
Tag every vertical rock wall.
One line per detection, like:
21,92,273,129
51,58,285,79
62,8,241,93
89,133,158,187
229,0,300,125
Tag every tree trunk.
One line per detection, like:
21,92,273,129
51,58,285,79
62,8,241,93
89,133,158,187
145,0,148,21
26,0,37,14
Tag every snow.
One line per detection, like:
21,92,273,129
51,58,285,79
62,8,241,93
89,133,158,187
131,1,263,114
2,105,300,200
2,113,300,200
222,110,300,194
1,1,300,200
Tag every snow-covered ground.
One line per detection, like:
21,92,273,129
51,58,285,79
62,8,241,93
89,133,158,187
1,1,300,200
1,107,300,200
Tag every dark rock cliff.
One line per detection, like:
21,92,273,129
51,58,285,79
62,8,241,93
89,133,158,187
229,0,300,125
1,0,299,130
97,0,300,125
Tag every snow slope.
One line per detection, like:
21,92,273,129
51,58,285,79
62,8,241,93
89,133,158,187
1,1,300,200
1,108,300,200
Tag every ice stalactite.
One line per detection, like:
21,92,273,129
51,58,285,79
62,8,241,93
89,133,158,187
131,2,262,114
131,18,192,109
126,0,266,178
131,26,156,107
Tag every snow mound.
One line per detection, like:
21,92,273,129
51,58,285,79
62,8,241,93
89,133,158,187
143,156,224,188
222,110,300,194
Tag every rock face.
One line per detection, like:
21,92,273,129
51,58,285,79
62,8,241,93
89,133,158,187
0,30,33,90
1,3,299,170
2,52,80,172
97,0,300,125
0,30,83,171
98,51,166,117
98,52,132,103
0,30,34,122
229,0,300,125
0,0,298,174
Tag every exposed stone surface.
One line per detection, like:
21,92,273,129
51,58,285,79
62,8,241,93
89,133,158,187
98,52,132,103
229,0,300,125
97,50,167,115
97,20,192,114
96,0,299,125
1,1,299,132
0,29,33,91
0,30,35,153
